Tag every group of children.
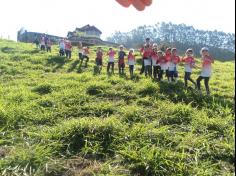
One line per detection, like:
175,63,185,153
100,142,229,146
35,37,214,95
94,41,214,95
59,39,90,66
35,35,52,52
95,46,136,77
59,39,73,59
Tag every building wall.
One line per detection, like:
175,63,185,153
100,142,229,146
85,30,101,37
17,32,61,44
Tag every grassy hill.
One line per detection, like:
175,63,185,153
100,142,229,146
0,39,235,176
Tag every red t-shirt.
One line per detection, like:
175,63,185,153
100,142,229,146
171,55,181,64
96,51,103,60
158,56,167,64
202,55,214,67
151,51,158,61
142,51,150,58
65,42,72,50
182,57,195,64
128,53,135,61
165,52,171,61
107,51,116,58
83,47,89,55
140,44,152,59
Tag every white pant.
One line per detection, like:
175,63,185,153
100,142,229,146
144,59,151,66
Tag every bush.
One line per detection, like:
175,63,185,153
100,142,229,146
33,84,56,95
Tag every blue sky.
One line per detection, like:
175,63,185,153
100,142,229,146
0,0,235,41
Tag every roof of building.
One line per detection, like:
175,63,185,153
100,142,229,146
76,25,102,34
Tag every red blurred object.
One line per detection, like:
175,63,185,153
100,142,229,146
116,0,152,11
116,0,132,7
132,0,146,11
141,0,152,6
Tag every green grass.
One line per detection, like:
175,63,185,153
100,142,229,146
0,39,235,176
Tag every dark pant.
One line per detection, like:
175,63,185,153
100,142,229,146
169,70,178,82
184,72,196,87
166,70,170,81
79,53,83,60
80,55,89,67
156,66,162,80
140,59,145,74
129,65,134,77
169,71,175,82
153,66,159,79
95,59,103,74
46,46,51,52
197,76,210,94
59,49,65,56
41,45,45,51
119,63,125,74
96,58,103,66
145,65,152,77
159,70,164,80
174,71,178,78
107,62,114,73
83,55,89,62
65,50,71,59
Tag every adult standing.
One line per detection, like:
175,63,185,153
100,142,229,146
140,38,153,75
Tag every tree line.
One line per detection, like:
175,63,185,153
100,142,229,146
107,22,235,60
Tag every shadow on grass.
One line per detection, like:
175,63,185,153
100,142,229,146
26,49,40,54
47,56,68,72
73,60,90,73
159,81,234,111
1,47,15,53
119,73,129,79
67,60,80,73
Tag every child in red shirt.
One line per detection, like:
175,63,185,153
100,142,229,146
196,47,214,95
127,49,136,78
181,48,197,88
65,40,73,59
165,48,172,81
157,50,167,81
151,46,159,79
95,47,103,74
168,48,180,83
78,42,83,60
82,46,90,67
118,45,127,75
107,47,116,74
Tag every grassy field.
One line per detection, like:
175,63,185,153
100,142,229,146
0,39,235,176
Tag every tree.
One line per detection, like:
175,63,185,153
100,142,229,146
107,22,235,60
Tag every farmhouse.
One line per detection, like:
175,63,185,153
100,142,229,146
67,25,102,38
67,25,119,47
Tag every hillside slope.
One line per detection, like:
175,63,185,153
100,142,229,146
0,40,235,176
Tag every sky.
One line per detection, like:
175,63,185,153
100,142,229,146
0,0,235,41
